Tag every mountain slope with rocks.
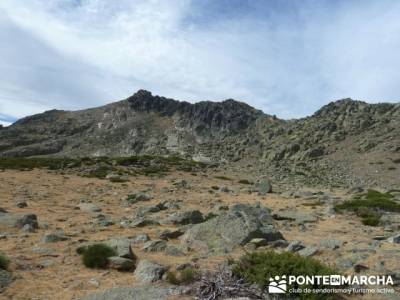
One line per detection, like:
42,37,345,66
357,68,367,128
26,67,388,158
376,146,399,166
1,90,399,188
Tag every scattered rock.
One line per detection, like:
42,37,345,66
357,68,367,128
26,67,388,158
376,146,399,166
129,217,160,228
125,192,152,204
107,256,135,271
298,246,318,257
134,260,166,283
78,203,102,213
16,214,39,229
142,240,167,253
248,238,268,247
387,234,400,244
159,229,184,240
0,270,13,292
104,238,135,259
165,245,185,257
42,231,70,243
254,178,272,195
272,210,317,224
320,239,343,250
162,210,204,225
131,234,151,244
15,200,28,208
286,241,305,252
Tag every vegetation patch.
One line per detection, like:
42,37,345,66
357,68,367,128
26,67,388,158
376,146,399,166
81,244,116,269
334,189,400,226
231,251,338,300
0,253,10,270
166,267,199,285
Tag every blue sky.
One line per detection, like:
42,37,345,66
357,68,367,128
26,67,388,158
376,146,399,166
0,0,400,126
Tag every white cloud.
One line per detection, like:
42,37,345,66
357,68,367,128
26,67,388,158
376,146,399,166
0,0,399,120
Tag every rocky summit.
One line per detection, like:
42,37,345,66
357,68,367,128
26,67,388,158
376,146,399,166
1,90,399,188
0,91,400,300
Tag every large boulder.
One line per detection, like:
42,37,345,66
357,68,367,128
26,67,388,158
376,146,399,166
134,260,166,283
181,204,284,255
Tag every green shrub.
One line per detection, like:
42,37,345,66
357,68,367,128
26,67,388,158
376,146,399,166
82,244,116,269
165,268,198,285
362,215,380,226
232,251,338,300
166,271,180,285
334,189,400,226
0,254,10,270
179,267,198,284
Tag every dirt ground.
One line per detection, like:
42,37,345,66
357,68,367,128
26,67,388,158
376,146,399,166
0,169,398,300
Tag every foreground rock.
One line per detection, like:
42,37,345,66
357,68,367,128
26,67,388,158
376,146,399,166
81,285,185,300
181,204,283,254
134,260,166,283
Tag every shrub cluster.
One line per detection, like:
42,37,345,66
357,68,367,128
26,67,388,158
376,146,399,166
334,189,400,226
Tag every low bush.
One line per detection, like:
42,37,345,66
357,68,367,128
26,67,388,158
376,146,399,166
0,254,10,270
82,244,116,269
334,189,400,226
232,251,338,300
165,267,198,285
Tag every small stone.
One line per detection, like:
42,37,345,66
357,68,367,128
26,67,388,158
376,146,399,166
42,231,70,243
286,241,305,252
142,240,167,253
248,238,268,247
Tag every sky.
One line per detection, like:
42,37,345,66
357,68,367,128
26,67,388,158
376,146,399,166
1,0,400,126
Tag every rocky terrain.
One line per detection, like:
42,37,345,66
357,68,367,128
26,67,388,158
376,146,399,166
0,92,399,300
1,90,399,188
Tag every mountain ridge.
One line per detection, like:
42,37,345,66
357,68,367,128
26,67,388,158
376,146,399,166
1,90,399,188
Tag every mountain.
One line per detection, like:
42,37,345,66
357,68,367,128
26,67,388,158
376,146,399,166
1,90,399,188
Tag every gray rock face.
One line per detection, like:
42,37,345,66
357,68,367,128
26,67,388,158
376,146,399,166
81,285,182,300
107,256,135,271
134,260,166,283
181,204,284,254
162,210,204,225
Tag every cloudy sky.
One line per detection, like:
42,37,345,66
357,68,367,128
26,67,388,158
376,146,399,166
1,0,400,126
